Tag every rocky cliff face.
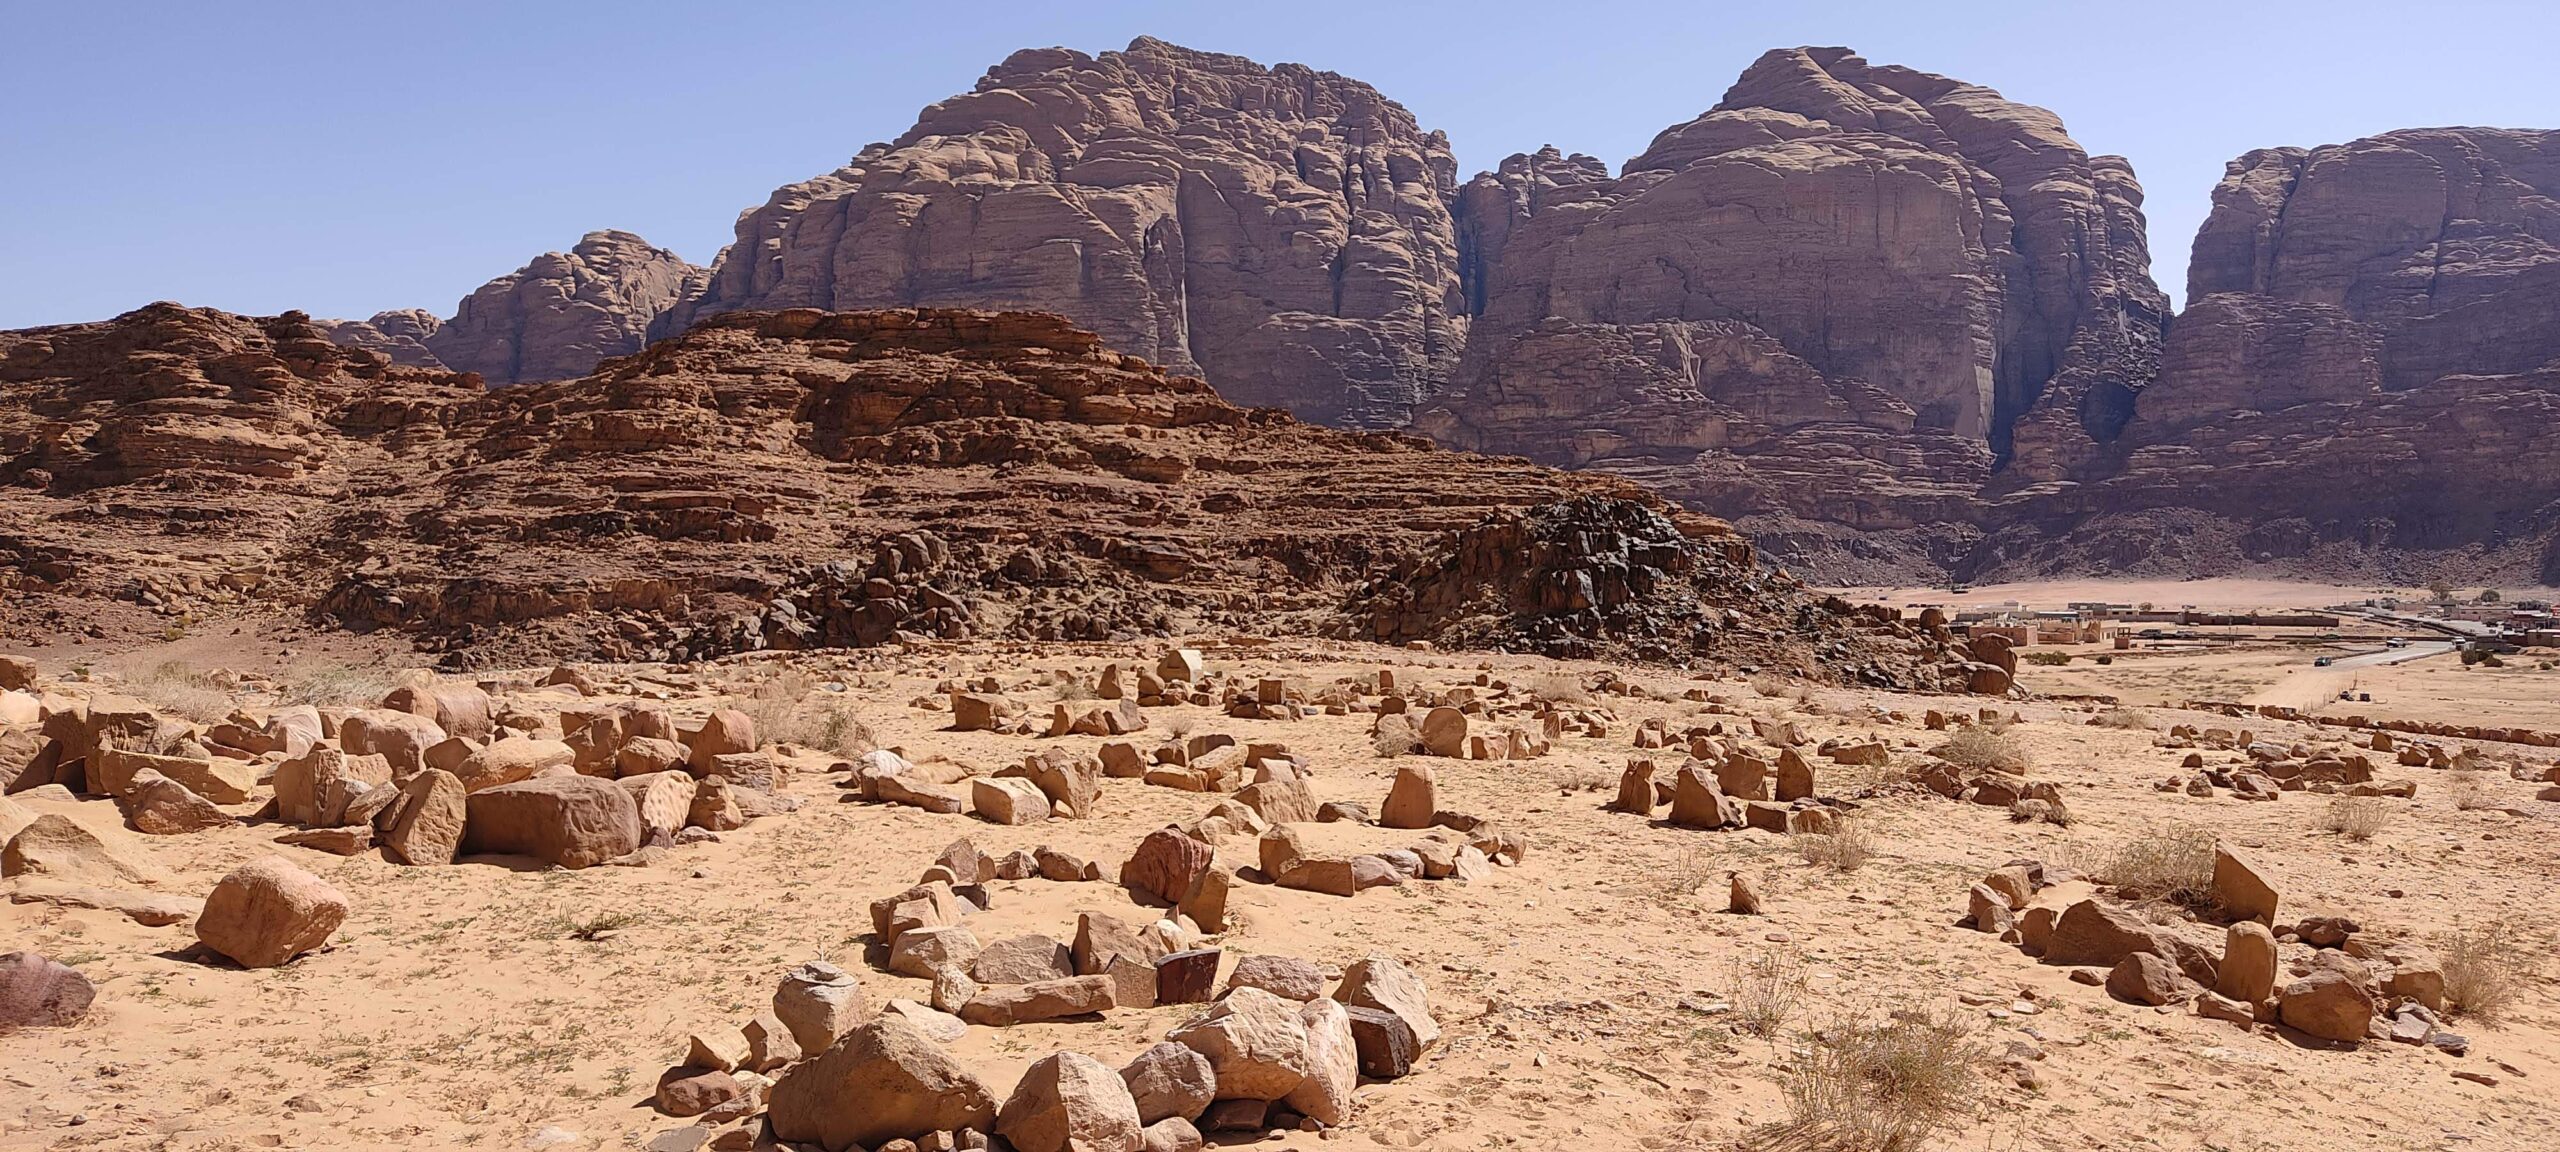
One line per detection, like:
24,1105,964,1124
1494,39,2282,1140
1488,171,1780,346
650,37,1468,427
421,230,706,384
2014,128,2560,580
1419,47,2168,574
312,309,446,369
0,303,1965,680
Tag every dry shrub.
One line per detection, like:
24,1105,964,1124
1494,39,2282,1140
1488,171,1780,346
1930,727,2031,774
733,677,877,758
2092,707,2153,730
1795,820,1875,873
2447,772,2496,812
2095,822,2217,907
1750,1008,1986,1152
2008,798,2072,827
275,661,400,708
121,660,234,723
1651,845,1720,910
1528,672,1593,706
2320,796,2395,841
1163,713,1198,742
1049,678,1095,702
1751,673,1792,698
1724,947,1808,1038
2438,921,2532,1022
1550,764,1612,794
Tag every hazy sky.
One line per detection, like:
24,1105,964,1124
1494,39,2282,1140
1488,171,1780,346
5,1,2555,328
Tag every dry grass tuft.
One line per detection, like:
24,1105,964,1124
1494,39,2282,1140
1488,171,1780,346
1528,671,1594,706
1724,947,1809,1038
1749,1008,1987,1152
2094,822,2217,907
1794,820,1876,873
1929,727,2031,774
2447,772,2496,812
1751,673,1792,698
121,660,235,723
732,677,877,758
275,661,402,708
2319,796,2395,842
1550,764,1613,794
2439,921,2533,1022
2092,707,2154,730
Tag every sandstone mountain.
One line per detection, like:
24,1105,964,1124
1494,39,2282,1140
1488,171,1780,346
0,303,1970,683
419,230,707,384
650,37,1467,428
312,308,445,369
1984,128,2560,580
1419,47,2168,576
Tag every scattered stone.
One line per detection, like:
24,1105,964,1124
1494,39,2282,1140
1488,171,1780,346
2211,844,2279,925
973,934,1075,985
1121,1041,1216,1125
1379,763,1437,829
960,974,1116,1026
1167,986,1312,1101
655,1067,744,1118
770,961,867,1057
996,1051,1144,1152
973,777,1052,825
462,775,643,869
766,1015,998,1152
1227,954,1327,1002
2279,969,2377,1044
1156,949,1222,1005
195,856,349,969
1282,996,1357,1126
0,950,95,1029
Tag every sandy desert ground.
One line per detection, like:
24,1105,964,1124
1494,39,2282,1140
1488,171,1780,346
7,614,2560,1152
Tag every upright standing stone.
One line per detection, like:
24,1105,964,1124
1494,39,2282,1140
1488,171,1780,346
1379,763,1437,829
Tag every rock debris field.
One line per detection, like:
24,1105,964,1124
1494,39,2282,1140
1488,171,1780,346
4,640,2559,1152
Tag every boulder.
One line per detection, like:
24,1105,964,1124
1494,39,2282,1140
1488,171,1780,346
620,770,696,844
889,924,982,979
997,1050,1145,1152
2041,899,2163,968
2280,969,2378,1044
973,776,1052,825
1121,1041,1216,1125
2106,952,2195,1006
383,769,467,865
1334,955,1440,1049
1667,763,1734,829
775,960,867,1055
195,856,349,968
1226,954,1327,1002
1419,708,1468,758
0,950,95,1029
2216,921,2279,1006
1,813,163,886
1612,761,1656,815
381,682,495,742
455,737,577,792
1166,986,1311,1101
960,974,1116,1026
1283,996,1358,1125
1379,763,1437,829
118,769,239,835
655,1066,744,1118
1123,826,1214,907
684,709,758,772
462,775,643,868
2211,843,2279,925
338,709,446,775
766,1015,998,1152
1344,1004,1422,1078
972,934,1075,985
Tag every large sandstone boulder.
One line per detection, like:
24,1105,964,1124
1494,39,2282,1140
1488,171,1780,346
195,856,349,969
461,776,642,868
766,1014,998,1152
1166,986,1312,1101
383,769,467,865
1282,996,1358,1125
381,682,495,742
2,813,164,886
1120,1041,1216,1125
0,951,95,1029
997,1050,1145,1152
2279,969,2378,1044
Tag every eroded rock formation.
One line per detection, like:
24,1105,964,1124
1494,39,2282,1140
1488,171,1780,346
422,230,706,384
2013,128,2560,579
1420,47,2169,573
0,303,1966,681
649,37,1467,427
312,309,445,370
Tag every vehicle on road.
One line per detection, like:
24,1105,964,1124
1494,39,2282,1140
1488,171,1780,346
2314,656,2335,667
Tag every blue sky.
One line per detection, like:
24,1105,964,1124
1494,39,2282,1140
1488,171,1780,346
4,0,2554,327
